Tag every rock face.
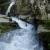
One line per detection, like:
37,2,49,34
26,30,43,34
15,0,31,15
0,0,50,20
15,0,50,19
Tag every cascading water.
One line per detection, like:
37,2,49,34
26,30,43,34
0,0,43,50
5,2,15,15
0,17,43,50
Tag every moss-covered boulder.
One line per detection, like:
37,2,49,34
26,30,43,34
0,23,16,33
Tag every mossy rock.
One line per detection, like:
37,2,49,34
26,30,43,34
16,4,31,15
20,6,31,15
0,23,16,33
40,20,50,29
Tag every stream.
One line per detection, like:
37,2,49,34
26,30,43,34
0,1,43,50
0,17,43,50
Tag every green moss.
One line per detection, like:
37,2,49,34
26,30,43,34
40,20,50,29
48,44,50,49
0,23,16,33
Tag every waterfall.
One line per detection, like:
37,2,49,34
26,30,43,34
10,0,16,2
0,0,43,50
0,17,43,50
11,17,34,30
6,2,15,15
